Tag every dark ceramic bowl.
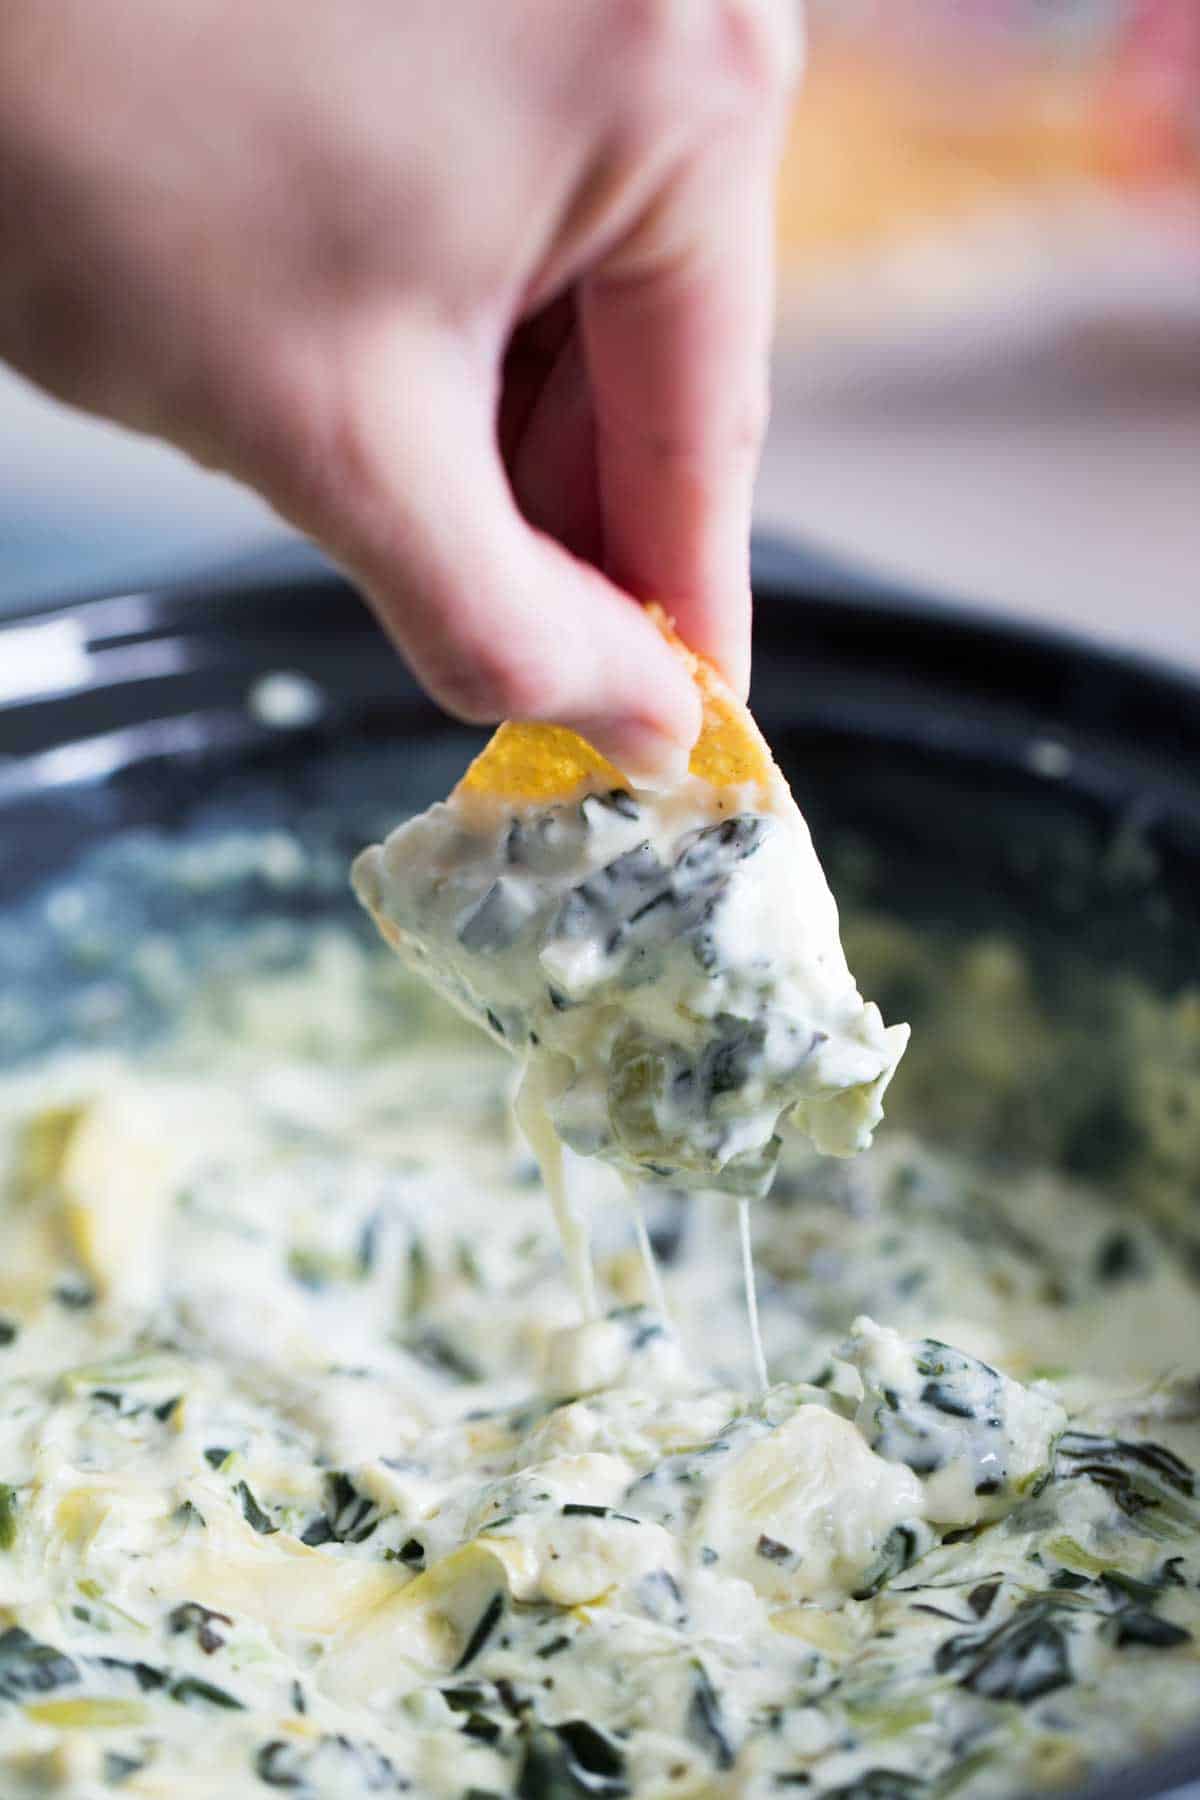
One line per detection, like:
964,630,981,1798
1,539,1198,1798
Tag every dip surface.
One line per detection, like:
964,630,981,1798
0,835,1198,1800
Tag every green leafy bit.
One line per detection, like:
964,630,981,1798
1055,1432,1197,1524
167,1601,232,1654
934,1596,1074,1703
441,1681,492,1713
406,1329,481,1384
0,1626,80,1699
516,1722,629,1800
635,1568,687,1628
1104,1608,1193,1650
552,1722,629,1796
967,1582,1000,1619
823,1774,927,1800
301,1472,380,1547
54,1279,96,1310
236,1480,278,1536
169,1674,245,1709
94,1656,165,1693
862,1339,1006,1482
687,1659,736,1770
0,1483,17,1551
102,1752,145,1786
254,1734,405,1790
454,1593,505,1671
853,1523,934,1600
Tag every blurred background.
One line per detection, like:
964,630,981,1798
1,0,1197,656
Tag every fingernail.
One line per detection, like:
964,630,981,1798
581,720,693,792
724,645,752,706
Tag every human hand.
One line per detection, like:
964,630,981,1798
0,0,797,779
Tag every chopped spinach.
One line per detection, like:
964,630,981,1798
1105,1608,1192,1650
1100,1569,1163,1607
506,806,589,876
95,1655,166,1693
853,1523,934,1601
237,1480,278,1536
516,1722,629,1800
967,1582,1000,1619
441,1682,492,1713
254,1733,405,1790
169,1674,245,1709
867,1341,1005,1478
635,1568,687,1627
1055,1432,1197,1524
553,1721,629,1795
167,1600,232,1654
454,1593,505,1671
591,790,640,822
1094,1230,1145,1284
54,1279,96,1310
299,1515,334,1547
687,1659,736,1770
823,1773,927,1800
934,1597,1073,1703
406,1329,481,1384
301,1472,379,1547
554,843,664,946
459,879,538,953
103,1751,146,1786
0,1626,79,1699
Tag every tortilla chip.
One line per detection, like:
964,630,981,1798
456,606,777,807
456,721,625,806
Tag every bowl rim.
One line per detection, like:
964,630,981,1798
0,531,1197,711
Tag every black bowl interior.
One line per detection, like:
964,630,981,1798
0,540,1198,1798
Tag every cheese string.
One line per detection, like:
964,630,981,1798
518,1060,765,1380
515,1063,599,1321
739,1197,769,1394
632,1197,669,1320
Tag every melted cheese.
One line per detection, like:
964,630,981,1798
353,779,907,1200
0,849,1199,1799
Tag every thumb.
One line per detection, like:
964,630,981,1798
298,321,702,784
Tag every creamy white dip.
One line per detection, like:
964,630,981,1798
352,778,907,1203
0,891,1197,1800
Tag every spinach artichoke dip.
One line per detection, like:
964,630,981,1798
351,623,907,1328
1,654,1199,1800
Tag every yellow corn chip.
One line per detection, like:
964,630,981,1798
457,722,624,806
456,606,777,808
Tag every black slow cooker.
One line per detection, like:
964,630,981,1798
1,539,1198,1800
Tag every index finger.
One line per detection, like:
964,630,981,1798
581,102,789,700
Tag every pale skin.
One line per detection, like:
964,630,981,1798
0,0,798,780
